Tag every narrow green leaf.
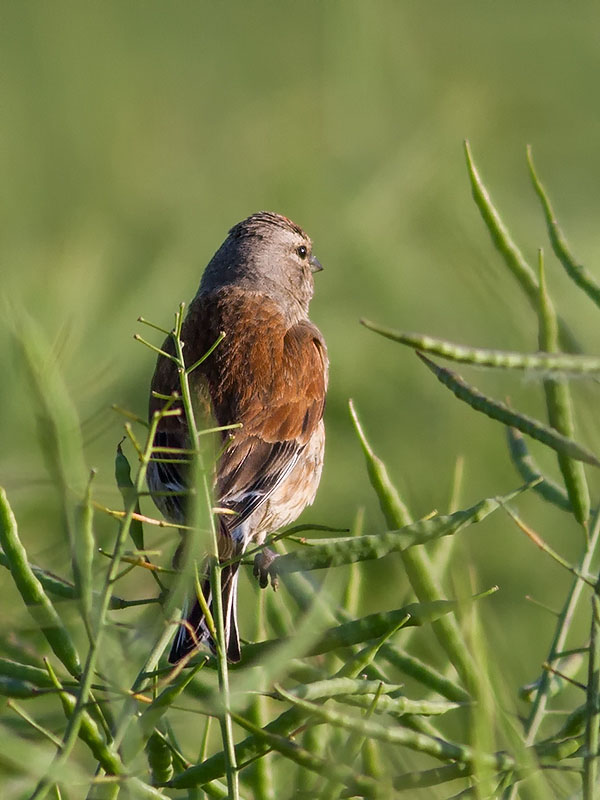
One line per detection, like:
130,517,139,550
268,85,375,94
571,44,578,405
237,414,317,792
10,312,87,493
417,353,600,467
9,311,88,606
360,322,600,375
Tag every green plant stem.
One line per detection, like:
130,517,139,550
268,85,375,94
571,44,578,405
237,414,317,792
229,711,387,798
172,305,239,800
168,707,304,789
537,249,590,527
349,401,478,691
110,611,180,757
210,558,239,800
504,507,600,799
245,591,275,800
276,685,514,771
0,489,81,678
526,508,600,738
30,412,164,800
584,592,600,799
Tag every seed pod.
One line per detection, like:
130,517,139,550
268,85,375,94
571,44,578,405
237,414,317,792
146,731,174,784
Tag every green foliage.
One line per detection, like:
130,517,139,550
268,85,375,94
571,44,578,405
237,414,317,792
4,148,600,800
5,2,600,795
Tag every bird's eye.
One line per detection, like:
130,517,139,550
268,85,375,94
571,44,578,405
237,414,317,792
297,245,308,259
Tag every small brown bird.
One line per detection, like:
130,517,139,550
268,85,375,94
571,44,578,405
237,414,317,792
147,212,328,663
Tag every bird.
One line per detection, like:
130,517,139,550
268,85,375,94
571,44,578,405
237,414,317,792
147,211,328,663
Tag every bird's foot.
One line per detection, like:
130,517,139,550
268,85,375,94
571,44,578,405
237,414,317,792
253,548,279,590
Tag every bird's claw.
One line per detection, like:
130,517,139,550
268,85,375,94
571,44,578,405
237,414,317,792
253,548,279,591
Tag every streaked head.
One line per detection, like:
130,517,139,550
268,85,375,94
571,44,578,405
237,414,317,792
199,212,323,317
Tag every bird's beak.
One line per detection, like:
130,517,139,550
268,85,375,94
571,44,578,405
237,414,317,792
309,254,323,273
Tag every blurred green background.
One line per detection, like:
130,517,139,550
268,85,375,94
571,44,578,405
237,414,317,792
2,0,600,715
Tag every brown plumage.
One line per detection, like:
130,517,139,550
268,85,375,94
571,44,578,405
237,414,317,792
147,212,327,663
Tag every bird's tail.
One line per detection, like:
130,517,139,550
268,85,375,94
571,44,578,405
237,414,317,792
168,561,242,664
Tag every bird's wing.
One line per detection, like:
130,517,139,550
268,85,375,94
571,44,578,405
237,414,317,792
146,428,191,524
213,309,328,530
148,289,328,532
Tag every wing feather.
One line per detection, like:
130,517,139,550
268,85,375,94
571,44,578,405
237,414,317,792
148,288,328,533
